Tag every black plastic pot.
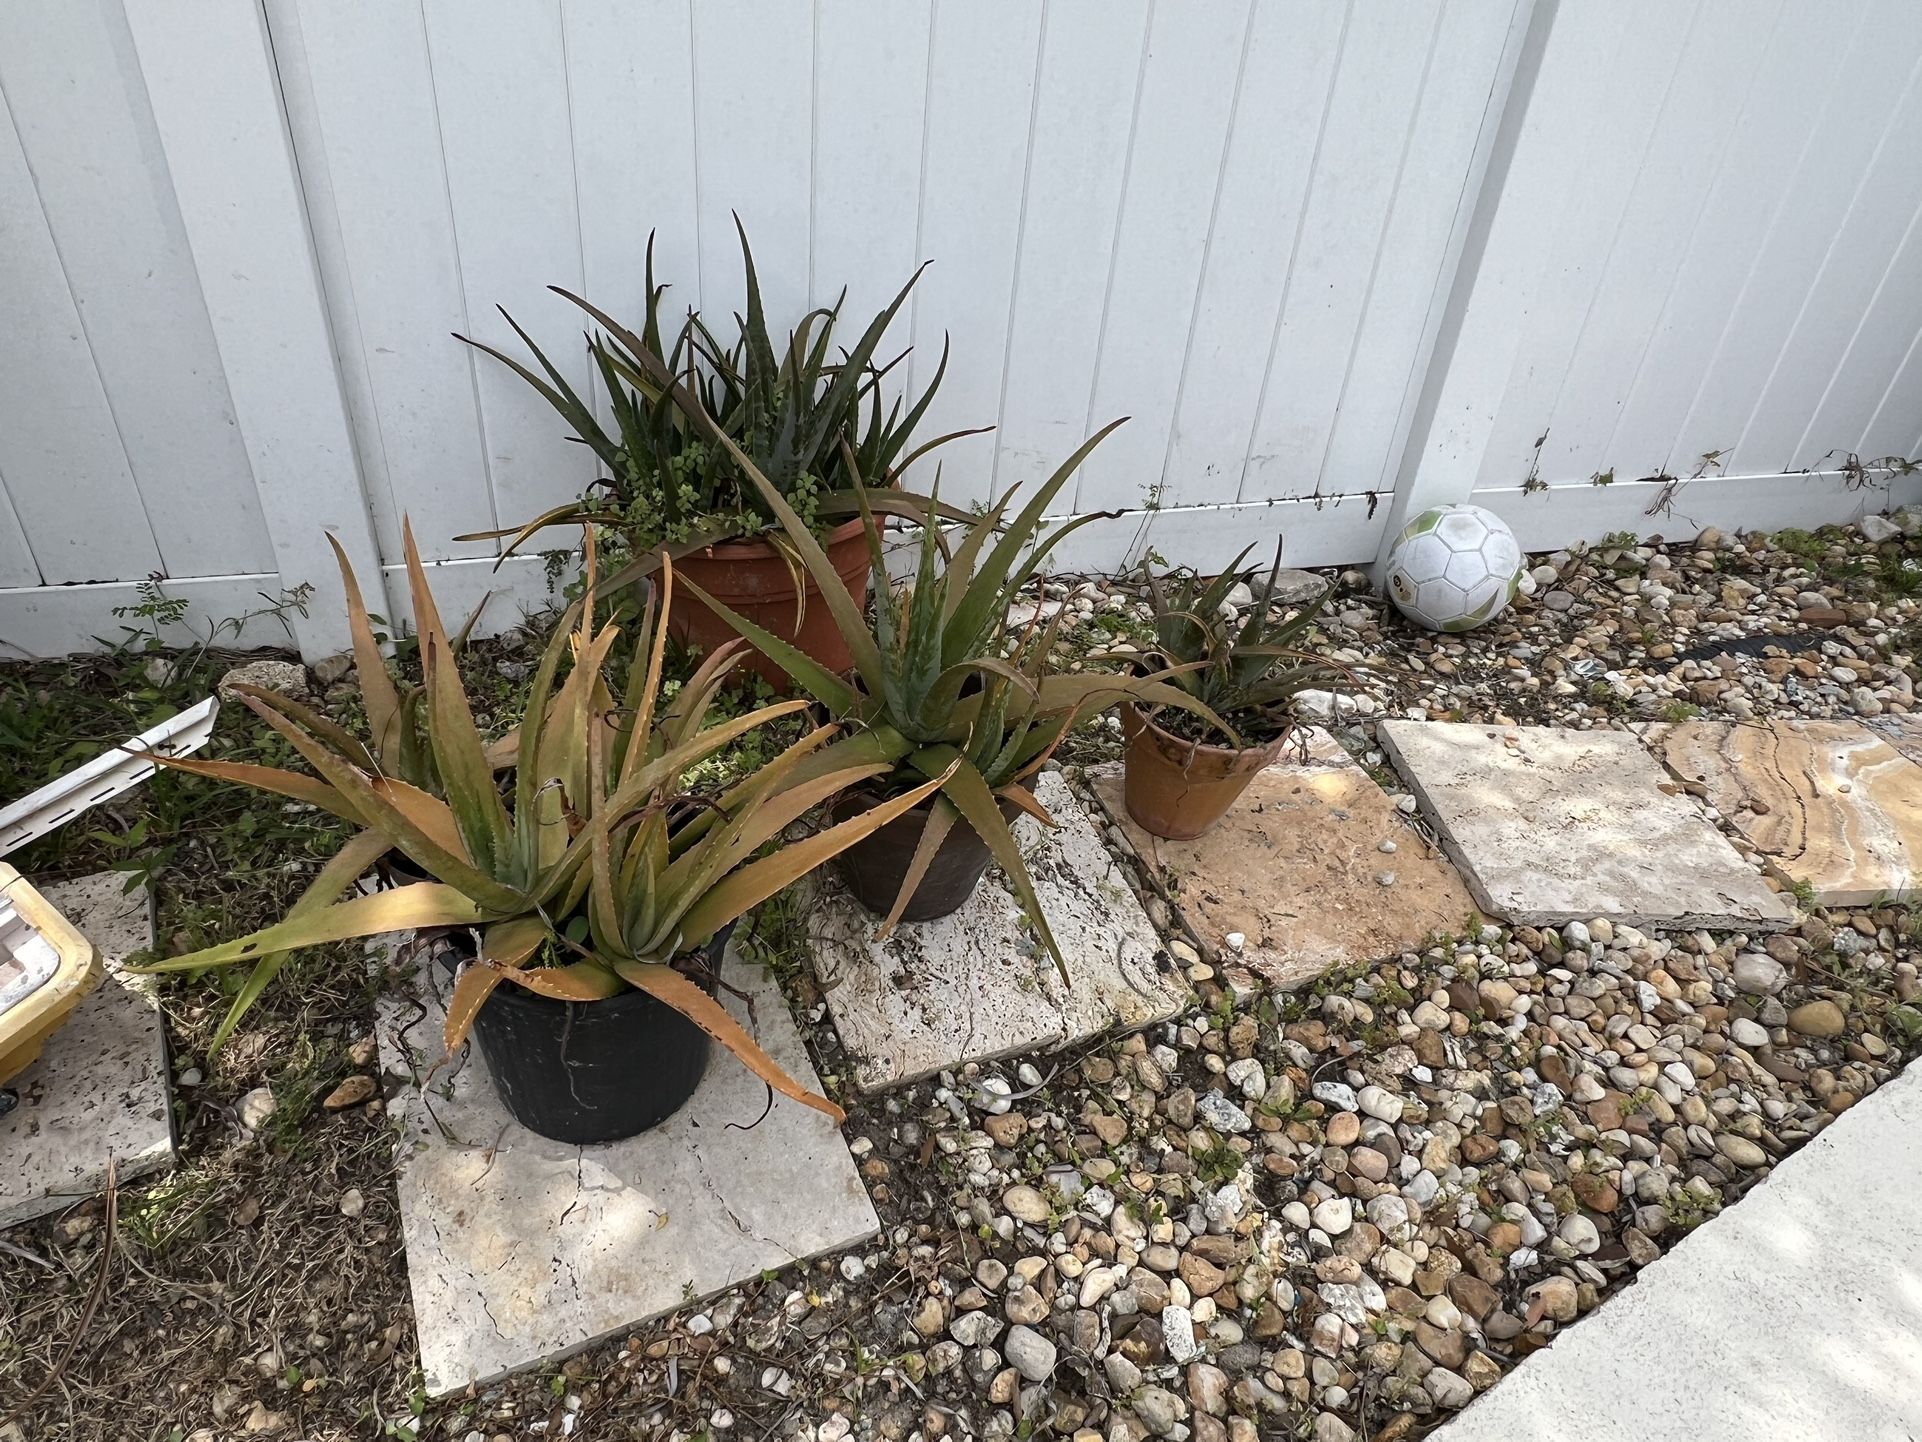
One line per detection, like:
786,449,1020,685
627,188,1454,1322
441,922,734,1145
827,790,1025,923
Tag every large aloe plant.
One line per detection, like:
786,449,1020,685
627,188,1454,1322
665,419,1227,974
135,526,945,1119
456,221,983,591
1134,540,1350,743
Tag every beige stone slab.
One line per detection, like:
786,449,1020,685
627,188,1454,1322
1379,721,1794,931
1,874,173,1227
1090,728,1477,987
376,941,878,1396
810,771,1189,1091
1643,719,1922,906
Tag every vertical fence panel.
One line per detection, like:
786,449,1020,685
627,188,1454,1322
123,0,382,659
812,0,932,368
989,0,1150,502
901,1,1044,505
564,0,704,342
1162,1,1349,511
1074,0,1251,516
0,91,154,585
0,0,273,582
690,0,813,331
277,0,497,563
1241,0,1446,503
424,0,594,538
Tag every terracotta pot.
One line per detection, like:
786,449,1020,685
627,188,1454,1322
827,789,1026,922
1118,703,1289,840
669,517,873,690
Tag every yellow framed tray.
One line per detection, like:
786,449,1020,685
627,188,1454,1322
0,862,103,1086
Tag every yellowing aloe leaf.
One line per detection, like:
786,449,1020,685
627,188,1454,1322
675,763,953,944
609,959,845,1124
211,828,392,1055
443,962,505,1054
876,794,958,941
138,751,363,827
495,959,626,1001
326,530,404,760
131,884,486,973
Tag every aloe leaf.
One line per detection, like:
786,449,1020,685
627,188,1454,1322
908,745,1067,980
133,884,487,973
209,828,392,1055
325,533,405,757
673,763,951,945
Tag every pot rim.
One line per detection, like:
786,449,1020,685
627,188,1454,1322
436,920,735,1013
683,513,870,562
1121,698,1291,764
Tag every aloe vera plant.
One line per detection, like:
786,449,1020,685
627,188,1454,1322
456,221,983,590
135,525,947,1119
666,416,1226,973
1135,541,1349,744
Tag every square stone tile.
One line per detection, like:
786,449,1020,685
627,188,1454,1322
809,771,1189,1091
1643,718,1922,906
376,941,879,1396
1,874,173,1228
1089,728,1478,987
1377,721,1793,930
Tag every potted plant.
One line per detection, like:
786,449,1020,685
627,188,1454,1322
1116,543,1346,840
456,222,982,686
667,411,1225,976
136,527,946,1141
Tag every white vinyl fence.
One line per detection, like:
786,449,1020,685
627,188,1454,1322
2,0,1920,662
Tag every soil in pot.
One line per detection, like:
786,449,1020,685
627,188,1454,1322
671,518,873,690
827,789,1026,923
441,921,735,1145
1119,703,1290,841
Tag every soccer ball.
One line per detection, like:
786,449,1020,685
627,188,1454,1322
1383,505,1524,633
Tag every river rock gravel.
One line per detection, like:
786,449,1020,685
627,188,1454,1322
239,517,1922,1441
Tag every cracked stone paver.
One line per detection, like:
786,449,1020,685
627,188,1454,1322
375,940,878,1395
1379,720,1794,930
808,771,1189,1091
1,873,173,1228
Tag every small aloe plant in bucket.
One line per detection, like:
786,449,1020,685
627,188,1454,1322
1117,541,1349,841
136,526,945,1141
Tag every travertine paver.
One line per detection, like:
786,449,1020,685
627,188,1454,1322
1378,721,1793,930
810,771,1189,1091
1090,728,1476,987
1643,718,1922,905
0,874,172,1227
376,941,878,1396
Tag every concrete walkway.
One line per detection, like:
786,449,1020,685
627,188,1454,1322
1435,1060,1922,1442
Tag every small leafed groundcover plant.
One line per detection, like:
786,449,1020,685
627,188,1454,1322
1130,541,1349,747
134,524,950,1118
671,412,1228,974
456,221,984,591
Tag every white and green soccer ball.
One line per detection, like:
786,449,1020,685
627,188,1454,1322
1383,504,1524,633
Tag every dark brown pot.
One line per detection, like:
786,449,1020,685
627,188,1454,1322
1119,703,1289,841
670,517,873,690
828,788,1026,922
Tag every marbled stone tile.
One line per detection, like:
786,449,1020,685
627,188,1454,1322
809,771,1189,1091
1378,721,1793,930
1,874,172,1228
1643,718,1922,906
1089,728,1476,988
377,942,877,1396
